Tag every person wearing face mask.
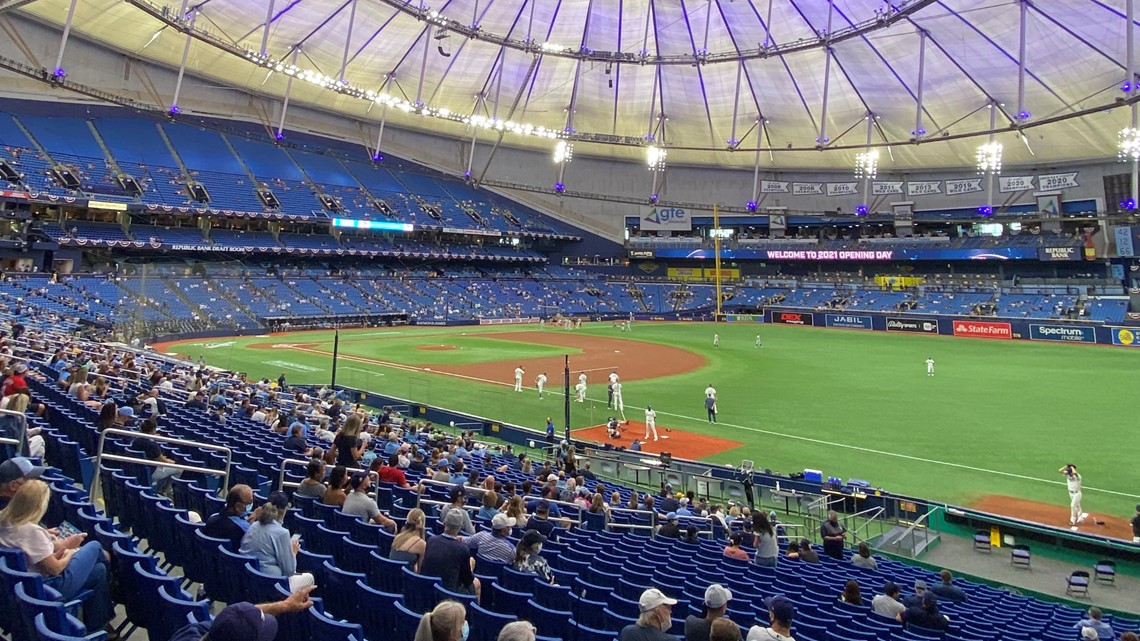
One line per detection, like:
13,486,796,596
620,588,681,641
511,529,554,584
202,484,257,550
414,600,469,641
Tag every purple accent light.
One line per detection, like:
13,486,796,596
554,182,565,193
1123,82,1133,93
274,132,285,141
53,68,66,78
1121,198,1137,211
168,105,180,115
745,201,758,212
978,206,993,216
649,193,659,204
1017,111,1031,120
464,170,471,179
371,154,382,162
855,205,868,216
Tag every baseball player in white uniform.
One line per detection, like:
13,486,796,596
575,381,586,402
925,357,935,377
705,384,717,400
536,372,547,398
1060,464,1087,529
644,406,658,441
713,333,720,348
755,334,762,348
514,366,525,392
612,381,625,419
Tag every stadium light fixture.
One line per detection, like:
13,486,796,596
553,140,573,164
854,149,878,180
646,145,667,171
1119,127,1140,162
976,141,1003,174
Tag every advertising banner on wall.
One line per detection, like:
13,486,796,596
1028,324,1096,343
771,311,814,326
1037,246,1080,261
824,314,873,330
629,249,656,259
952,320,1012,339
639,206,693,231
886,317,939,334
1110,327,1140,346
652,247,1040,261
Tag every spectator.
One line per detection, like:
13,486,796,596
203,484,255,550
390,508,428,571
420,509,481,599
342,472,397,529
322,466,350,507
797,539,819,563
682,525,700,544
498,621,537,641
1072,608,1114,640
851,542,877,570
505,495,529,527
620,588,679,641
746,595,795,641
0,479,116,636
839,580,862,606
525,501,556,539
929,570,967,603
902,580,927,608
168,585,315,641
0,456,46,510
676,498,693,517
898,592,949,631
1120,633,1139,641
871,582,905,620
439,486,475,535
1132,504,1140,544
723,532,750,561
819,511,847,560
784,541,800,561
1082,628,1100,641
239,491,315,593
512,529,554,584
751,512,778,568
134,416,182,494
414,600,468,641
658,512,682,539
684,584,732,641
283,424,311,456
332,413,365,467
378,453,413,488
467,513,516,564
478,490,501,521
660,486,680,513
294,459,327,499
709,618,742,641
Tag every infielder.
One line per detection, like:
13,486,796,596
612,381,625,419
513,365,525,392
575,380,587,402
713,333,720,348
536,372,547,398
644,405,658,441
925,357,935,377
1060,464,1087,529
705,383,717,400
607,371,619,409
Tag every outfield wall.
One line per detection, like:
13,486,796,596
761,308,1140,347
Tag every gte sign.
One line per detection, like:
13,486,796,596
639,206,692,231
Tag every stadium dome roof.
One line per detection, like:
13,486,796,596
20,0,1139,170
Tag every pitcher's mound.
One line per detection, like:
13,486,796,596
417,344,459,351
572,421,743,459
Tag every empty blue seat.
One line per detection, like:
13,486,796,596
468,602,515,641
403,567,442,613
308,607,364,641
354,579,399,641
394,600,423,639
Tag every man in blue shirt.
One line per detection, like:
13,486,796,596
928,570,967,603
1071,608,1114,640
203,484,255,550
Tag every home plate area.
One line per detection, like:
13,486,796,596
571,421,743,459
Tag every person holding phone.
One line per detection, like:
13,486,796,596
0,479,117,637
239,491,314,593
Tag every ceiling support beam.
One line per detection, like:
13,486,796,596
276,47,300,140
816,0,835,147
728,60,743,147
168,0,194,114
51,0,79,77
1016,0,1028,122
339,0,358,82
416,28,429,105
860,113,874,212
984,102,997,215
259,0,276,56
748,116,766,208
464,94,485,179
913,29,926,139
1128,0,1138,208
370,75,393,161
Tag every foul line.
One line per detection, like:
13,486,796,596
286,346,1138,500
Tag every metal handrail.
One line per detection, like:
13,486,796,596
846,506,886,545
0,408,29,455
276,457,367,491
92,427,233,501
891,504,944,556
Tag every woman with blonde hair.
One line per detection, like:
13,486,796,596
414,600,467,641
505,495,529,527
0,479,116,635
390,508,427,571
333,412,365,467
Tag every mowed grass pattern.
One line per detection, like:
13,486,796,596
166,322,1140,516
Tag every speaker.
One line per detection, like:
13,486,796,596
186,182,211,203
257,188,280,209
50,167,80,190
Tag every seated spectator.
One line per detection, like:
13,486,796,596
710,618,742,641
134,416,182,494
478,490,501,521
378,453,413,488
784,541,800,560
902,580,927,608
168,585,315,641
0,456,46,510
414,600,468,641
658,512,682,539
439,486,475,535
1072,608,1114,640
391,508,428,572
467,513,516,564
512,529,554,584
684,584,732,641
898,592,949,631
797,539,820,563
283,424,311,456
871,582,905,620
851,542,877,570
620,589,679,641
929,569,967,603
682,526,699,544
239,492,315,593
839,580,862,606
525,501,556,539
723,532,750,561
203,484,255,550
498,620,538,641
747,595,795,641
294,460,327,499
322,466,350,507
342,472,396,530
0,479,117,636
420,509,481,599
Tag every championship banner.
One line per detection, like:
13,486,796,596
826,182,859,197
824,314,873,330
793,183,824,195
639,206,692,231
999,176,1035,192
1037,172,1079,190
872,182,904,195
1028,324,1095,343
945,178,983,195
952,320,1012,339
906,181,941,196
761,180,790,193
771,311,814,326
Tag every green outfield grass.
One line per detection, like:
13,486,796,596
165,323,1140,517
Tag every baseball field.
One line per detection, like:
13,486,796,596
155,321,1140,531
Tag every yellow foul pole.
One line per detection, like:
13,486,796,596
713,203,722,319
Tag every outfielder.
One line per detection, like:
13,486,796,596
1060,464,1087,530
925,357,935,377
644,406,658,441
536,372,547,398
514,365,525,392
713,333,720,348
755,334,762,348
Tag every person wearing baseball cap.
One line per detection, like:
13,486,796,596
167,585,315,641
465,512,516,564
747,595,796,641
0,456,46,509
684,584,733,641
658,513,681,539
897,591,948,631
620,588,679,641
512,529,554,584
342,472,396,530
420,507,481,599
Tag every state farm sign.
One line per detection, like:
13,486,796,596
951,320,1012,339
